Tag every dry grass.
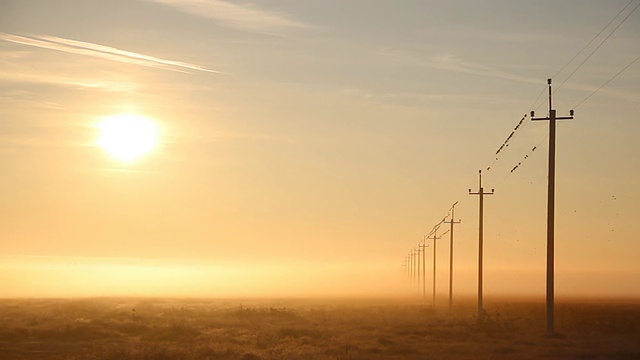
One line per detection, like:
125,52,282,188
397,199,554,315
0,297,638,359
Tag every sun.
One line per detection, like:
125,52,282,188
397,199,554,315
97,114,159,163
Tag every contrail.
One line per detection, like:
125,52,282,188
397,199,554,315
0,32,224,74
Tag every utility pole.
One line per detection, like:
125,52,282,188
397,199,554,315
443,201,461,311
410,250,415,287
411,249,418,292
531,78,574,333
426,228,443,307
415,246,421,295
469,170,494,318
408,251,413,286
406,254,410,282
420,240,429,301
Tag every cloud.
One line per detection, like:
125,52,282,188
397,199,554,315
422,53,541,85
0,32,221,74
145,0,307,33
378,47,541,85
0,70,141,93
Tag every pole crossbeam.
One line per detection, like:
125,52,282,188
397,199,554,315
530,78,574,334
469,170,494,318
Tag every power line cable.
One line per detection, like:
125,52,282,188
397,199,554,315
496,1,640,182
573,53,640,109
551,0,636,80
530,84,550,112
555,0,640,93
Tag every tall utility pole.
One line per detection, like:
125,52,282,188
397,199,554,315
469,170,494,318
426,228,443,307
443,202,461,311
420,239,429,301
531,78,574,333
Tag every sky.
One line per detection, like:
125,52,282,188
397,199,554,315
0,0,639,298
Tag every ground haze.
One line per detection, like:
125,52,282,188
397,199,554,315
0,297,638,359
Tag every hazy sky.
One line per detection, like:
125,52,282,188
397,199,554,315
0,0,639,298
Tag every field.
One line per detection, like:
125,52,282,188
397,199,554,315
0,297,638,360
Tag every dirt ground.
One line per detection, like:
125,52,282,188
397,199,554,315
0,297,638,359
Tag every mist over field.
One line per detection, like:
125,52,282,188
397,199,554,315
2,256,639,298
1,297,639,360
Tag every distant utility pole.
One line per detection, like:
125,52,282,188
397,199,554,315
404,255,410,281
531,78,574,333
410,250,414,286
426,228,443,307
408,251,412,286
469,170,494,318
420,239,429,301
409,253,412,284
413,249,418,292
443,202,461,311
415,246,421,295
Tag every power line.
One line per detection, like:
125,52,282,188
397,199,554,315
573,53,640,109
499,133,549,185
555,0,640,93
551,0,636,80
530,83,551,112
490,0,639,182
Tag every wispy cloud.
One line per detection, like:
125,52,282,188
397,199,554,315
145,0,307,33
0,32,221,74
379,47,541,85
0,70,141,93
422,53,540,84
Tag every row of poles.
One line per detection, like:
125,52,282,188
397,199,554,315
401,79,574,333
404,201,460,310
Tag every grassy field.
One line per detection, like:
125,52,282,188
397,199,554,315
0,297,638,359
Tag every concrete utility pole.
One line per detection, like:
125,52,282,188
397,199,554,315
443,202,461,311
426,228,443,307
531,78,574,333
469,170,494,318
420,239,429,301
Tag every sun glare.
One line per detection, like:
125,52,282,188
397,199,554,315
98,114,159,163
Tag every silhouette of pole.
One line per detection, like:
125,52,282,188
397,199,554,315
420,239,429,301
410,250,414,287
443,202,461,311
408,253,412,284
426,228,443,307
411,249,418,292
469,170,494,318
406,254,410,282
415,246,421,295
407,252,412,286
531,78,574,333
